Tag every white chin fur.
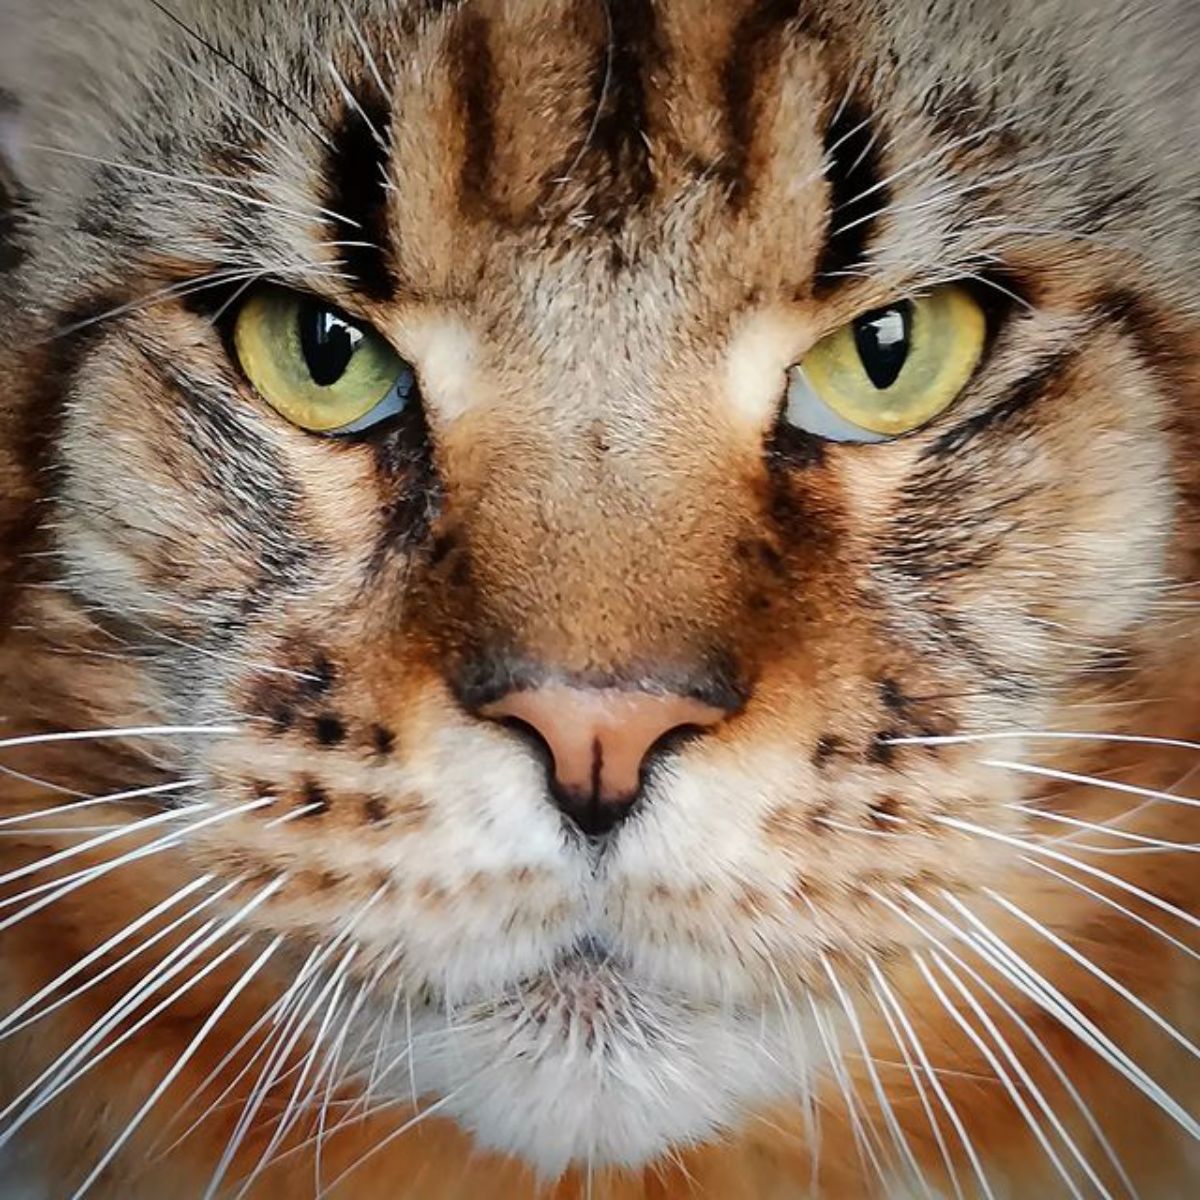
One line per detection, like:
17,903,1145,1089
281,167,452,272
388,962,819,1177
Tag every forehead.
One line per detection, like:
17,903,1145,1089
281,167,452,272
328,0,840,325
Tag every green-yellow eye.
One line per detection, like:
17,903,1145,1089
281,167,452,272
233,288,416,433
784,285,986,443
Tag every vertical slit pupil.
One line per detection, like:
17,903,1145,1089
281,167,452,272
853,301,912,390
299,300,365,386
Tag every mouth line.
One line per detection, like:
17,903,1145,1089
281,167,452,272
560,933,616,968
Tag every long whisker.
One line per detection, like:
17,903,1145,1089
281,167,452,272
913,952,1089,1200
0,873,219,1039
928,815,1200,931
979,887,1200,1061
231,946,359,1199
312,1088,466,1199
68,934,285,1200
1010,805,1200,852
145,0,334,149
0,725,236,753
867,960,997,1200
0,796,274,933
992,759,1200,810
806,991,891,1190
935,891,1200,1140
1024,859,1198,963
0,875,285,1148
889,731,1200,754
866,962,968,1200
154,942,332,1157
884,890,1139,1200
821,955,933,1198
206,887,386,1198
0,778,197,828
0,800,209,888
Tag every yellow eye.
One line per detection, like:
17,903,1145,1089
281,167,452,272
785,285,986,443
233,288,416,433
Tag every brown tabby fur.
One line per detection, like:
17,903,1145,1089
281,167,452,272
0,0,1198,1196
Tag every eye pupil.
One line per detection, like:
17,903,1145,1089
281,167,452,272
852,301,912,390
298,300,365,387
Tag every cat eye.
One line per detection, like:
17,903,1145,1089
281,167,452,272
783,284,986,443
233,288,416,434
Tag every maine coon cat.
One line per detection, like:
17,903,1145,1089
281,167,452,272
0,0,1197,1196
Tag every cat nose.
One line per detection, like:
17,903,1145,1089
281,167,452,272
479,686,730,836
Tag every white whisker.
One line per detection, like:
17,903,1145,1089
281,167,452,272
889,731,1200,754
1011,804,1200,852
0,877,234,1043
1024,859,1198,964
914,952,1089,1200
0,801,210,888
928,815,1200,931
868,960,996,1200
67,935,284,1200
990,759,1200,810
885,891,1139,1200
0,724,235,753
0,778,197,829
980,888,1200,1061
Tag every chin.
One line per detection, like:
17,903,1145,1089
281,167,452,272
394,950,816,1176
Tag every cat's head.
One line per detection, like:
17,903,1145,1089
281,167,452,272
2,0,1198,1178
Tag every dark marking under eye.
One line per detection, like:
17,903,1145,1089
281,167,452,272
324,83,394,300
371,725,396,756
816,99,887,287
926,346,1079,458
768,421,828,471
367,402,441,571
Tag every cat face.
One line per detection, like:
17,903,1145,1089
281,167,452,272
2,0,1198,1186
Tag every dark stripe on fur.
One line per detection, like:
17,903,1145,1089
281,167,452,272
136,343,317,589
587,0,658,211
0,90,27,273
0,292,127,610
720,0,813,208
816,99,886,286
364,401,440,575
0,168,27,274
324,86,395,300
450,10,497,219
926,347,1078,458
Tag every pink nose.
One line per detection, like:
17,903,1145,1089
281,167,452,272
480,686,729,834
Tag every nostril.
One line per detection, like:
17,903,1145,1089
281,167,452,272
493,714,556,776
476,683,732,835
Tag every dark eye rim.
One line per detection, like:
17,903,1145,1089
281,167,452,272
181,275,423,440
769,270,1028,461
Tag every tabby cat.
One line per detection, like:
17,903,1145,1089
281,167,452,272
0,0,1197,1196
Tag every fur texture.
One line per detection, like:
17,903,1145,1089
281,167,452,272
0,1,1198,1197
